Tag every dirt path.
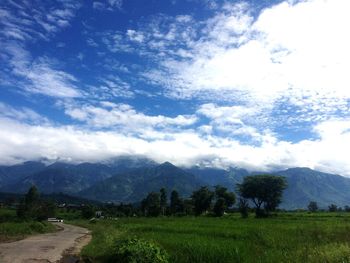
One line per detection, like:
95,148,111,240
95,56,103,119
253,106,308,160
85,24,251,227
0,223,91,263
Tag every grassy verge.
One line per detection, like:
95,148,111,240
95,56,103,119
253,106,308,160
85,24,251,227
0,208,57,243
69,212,350,263
0,221,57,243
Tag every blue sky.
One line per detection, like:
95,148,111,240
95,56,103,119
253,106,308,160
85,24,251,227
1,0,350,175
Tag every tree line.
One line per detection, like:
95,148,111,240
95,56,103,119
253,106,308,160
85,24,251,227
307,201,350,212
14,175,288,220
141,175,287,218
141,185,235,217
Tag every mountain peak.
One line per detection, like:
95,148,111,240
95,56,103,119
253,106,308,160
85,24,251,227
159,161,175,167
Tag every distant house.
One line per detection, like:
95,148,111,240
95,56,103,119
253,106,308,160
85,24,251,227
58,203,66,208
95,211,103,218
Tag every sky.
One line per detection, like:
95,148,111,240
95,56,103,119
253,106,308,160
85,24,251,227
1,0,350,175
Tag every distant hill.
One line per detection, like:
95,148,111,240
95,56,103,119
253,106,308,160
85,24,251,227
79,162,202,202
275,168,350,209
189,166,350,209
0,161,46,186
1,158,350,209
186,167,249,192
0,162,115,194
0,156,157,194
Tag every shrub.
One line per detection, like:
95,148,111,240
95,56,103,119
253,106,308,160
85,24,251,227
89,218,97,224
113,238,169,263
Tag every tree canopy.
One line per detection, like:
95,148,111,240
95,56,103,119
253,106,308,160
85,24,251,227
17,185,56,221
213,186,236,217
237,175,287,217
191,186,214,216
141,192,161,217
308,201,318,212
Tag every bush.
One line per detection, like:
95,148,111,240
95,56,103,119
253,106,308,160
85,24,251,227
113,238,169,263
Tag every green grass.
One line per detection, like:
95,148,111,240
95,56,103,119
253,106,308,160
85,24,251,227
0,208,56,242
71,212,350,263
0,221,56,242
0,208,17,222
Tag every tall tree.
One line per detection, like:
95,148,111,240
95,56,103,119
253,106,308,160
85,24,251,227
238,198,249,218
308,201,318,212
17,186,56,220
213,198,226,217
141,192,161,217
212,186,236,217
328,204,338,212
17,186,40,219
160,188,167,216
237,175,287,217
170,190,183,215
25,185,40,205
191,186,214,216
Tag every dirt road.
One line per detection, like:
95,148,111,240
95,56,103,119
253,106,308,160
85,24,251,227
0,223,91,263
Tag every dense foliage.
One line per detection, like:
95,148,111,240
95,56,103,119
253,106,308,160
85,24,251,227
237,175,287,217
16,186,56,221
308,201,318,212
113,238,169,263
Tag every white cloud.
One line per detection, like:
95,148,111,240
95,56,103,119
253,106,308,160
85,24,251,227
0,0,80,42
196,103,265,139
140,0,350,121
127,30,145,43
64,102,198,131
24,60,81,97
0,103,49,124
92,75,134,99
0,1,82,98
4,44,81,98
2,116,350,176
93,0,123,11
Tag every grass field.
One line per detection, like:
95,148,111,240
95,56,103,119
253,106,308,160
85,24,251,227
0,208,56,242
71,213,350,263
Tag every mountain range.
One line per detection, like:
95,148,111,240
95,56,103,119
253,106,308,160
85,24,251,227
0,157,350,209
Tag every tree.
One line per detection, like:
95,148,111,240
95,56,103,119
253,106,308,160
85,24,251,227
170,190,183,215
183,199,194,215
17,186,40,219
17,186,56,221
81,205,95,219
191,186,214,216
308,201,318,212
344,205,350,212
328,204,338,212
141,192,161,217
37,200,56,221
213,198,226,217
237,175,287,217
238,198,249,218
212,186,236,217
25,185,40,205
160,188,167,216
